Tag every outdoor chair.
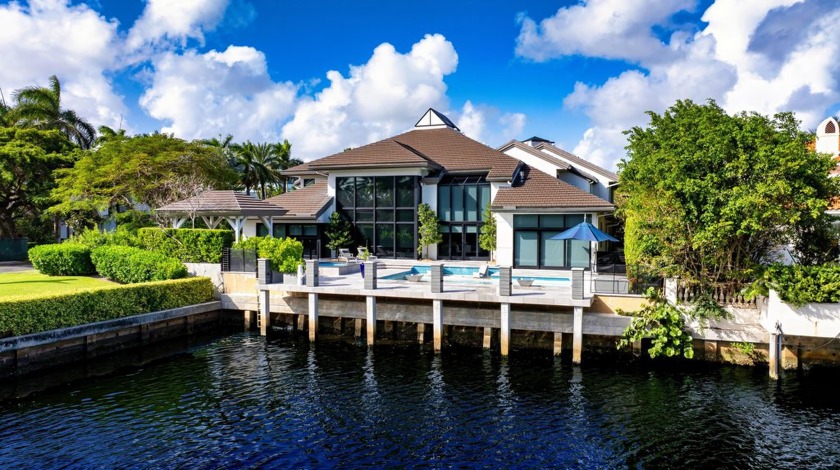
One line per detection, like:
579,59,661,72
473,263,489,279
338,248,356,263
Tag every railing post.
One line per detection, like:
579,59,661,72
305,260,319,287
430,264,443,293
571,268,584,300
364,261,377,290
498,266,511,297
257,258,272,284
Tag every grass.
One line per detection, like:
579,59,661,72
0,270,114,298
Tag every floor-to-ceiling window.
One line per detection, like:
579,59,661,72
513,214,590,269
256,223,324,258
438,175,491,260
336,175,418,258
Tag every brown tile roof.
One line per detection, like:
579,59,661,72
492,166,614,210
535,143,619,182
282,161,316,176
497,140,572,170
300,128,520,181
265,179,332,219
156,190,287,216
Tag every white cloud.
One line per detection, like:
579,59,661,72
520,0,840,170
281,34,459,160
139,45,298,141
0,0,127,128
516,0,695,64
456,101,526,145
126,0,230,52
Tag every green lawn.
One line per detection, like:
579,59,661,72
0,270,114,299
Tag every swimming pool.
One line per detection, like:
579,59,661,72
381,266,570,286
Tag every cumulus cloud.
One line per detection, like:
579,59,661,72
516,0,696,64
281,34,459,160
456,101,526,145
126,0,230,52
519,0,840,170
139,45,298,141
0,0,127,128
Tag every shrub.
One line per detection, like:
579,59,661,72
91,245,187,284
28,243,95,276
137,228,234,263
0,277,214,337
70,226,138,249
617,288,695,359
232,236,303,273
751,263,840,305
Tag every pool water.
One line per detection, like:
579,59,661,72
382,266,569,286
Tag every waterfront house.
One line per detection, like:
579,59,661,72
158,109,618,269
813,117,840,231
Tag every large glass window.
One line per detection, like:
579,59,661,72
513,214,591,269
437,175,491,260
335,175,418,258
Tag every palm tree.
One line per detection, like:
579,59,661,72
274,139,303,194
230,141,268,197
95,125,126,145
11,75,96,149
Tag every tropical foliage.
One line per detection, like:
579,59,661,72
617,289,695,359
9,75,96,149
749,263,840,306
325,212,353,252
619,99,840,286
232,236,304,273
478,203,496,259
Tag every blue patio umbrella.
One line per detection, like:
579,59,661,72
549,221,618,242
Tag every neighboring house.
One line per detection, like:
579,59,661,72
814,117,840,229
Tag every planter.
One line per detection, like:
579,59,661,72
405,274,423,282
517,278,534,287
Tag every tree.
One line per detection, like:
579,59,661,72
417,203,442,259
10,75,96,149
619,99,840,287
48,133,237,227
325,212,353,253
0,127,75,238
478,203,496,261
273,139,303,195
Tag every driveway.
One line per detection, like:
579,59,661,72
0,261,34,273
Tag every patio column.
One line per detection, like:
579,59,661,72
226,216,246,242
171,217,186,229
259,216,274,237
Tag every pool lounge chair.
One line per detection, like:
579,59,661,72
473,263,489,279
338,248,356,263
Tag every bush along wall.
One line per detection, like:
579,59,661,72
232,236,304,274
760,263,840,305
91,245,188,284
137,228,234,263
0,277,215,337
28,243,95,276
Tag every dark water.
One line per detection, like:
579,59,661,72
1,333,840,468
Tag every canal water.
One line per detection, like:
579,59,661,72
1,332,839,468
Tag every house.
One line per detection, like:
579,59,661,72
159,109,619,269
813,117,840,227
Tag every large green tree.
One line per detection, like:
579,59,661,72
229,140,302,198
48,132,237,228
10,75,96,149
0,127,75,238
619,99,840,286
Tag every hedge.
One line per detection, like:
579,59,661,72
137,228,234,263
91,245,188,284
28,243,95,276
233,236,303,273
0,277,215,337
762,263,840,305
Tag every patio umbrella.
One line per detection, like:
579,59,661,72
549,221,618,242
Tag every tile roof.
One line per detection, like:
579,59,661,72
535,143,620,182
157,190,287,216
265,179,332,219
497,140,572,170
302,128,520,181
492,166,614,210
282,161,316,176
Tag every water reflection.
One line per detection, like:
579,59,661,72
0,333,839,468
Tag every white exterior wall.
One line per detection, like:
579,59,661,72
504,146,560,178
761,290,840,338
816,117,840,156
496,212,515,266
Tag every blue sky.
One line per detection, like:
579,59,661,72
2,0,839,169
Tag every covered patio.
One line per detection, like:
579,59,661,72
156,190,287,242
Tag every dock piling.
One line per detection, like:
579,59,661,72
433,299,443,351
572,306,583,363
308,293,318,342
366,296,377,346
500,303,511,356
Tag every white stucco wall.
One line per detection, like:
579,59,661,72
815,117,839,156
496,212,514,266
761,290,840,338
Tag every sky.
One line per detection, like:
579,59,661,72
1,0,839,170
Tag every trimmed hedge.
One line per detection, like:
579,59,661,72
233,236,303,273
91,245,188,284
0,277,215,337
28,243,95,276
137,228,234,263
762,263,840,305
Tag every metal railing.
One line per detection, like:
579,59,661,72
221,247,257,273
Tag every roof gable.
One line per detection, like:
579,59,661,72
157,190,287,216
414,108,459,131
535,143,619,182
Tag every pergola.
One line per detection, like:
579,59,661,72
156,190,287,242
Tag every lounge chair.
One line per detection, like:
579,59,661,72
473,263,489,279
337,248,356,263
357,246,378,261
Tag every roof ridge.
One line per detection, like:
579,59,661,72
534,143,619,181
